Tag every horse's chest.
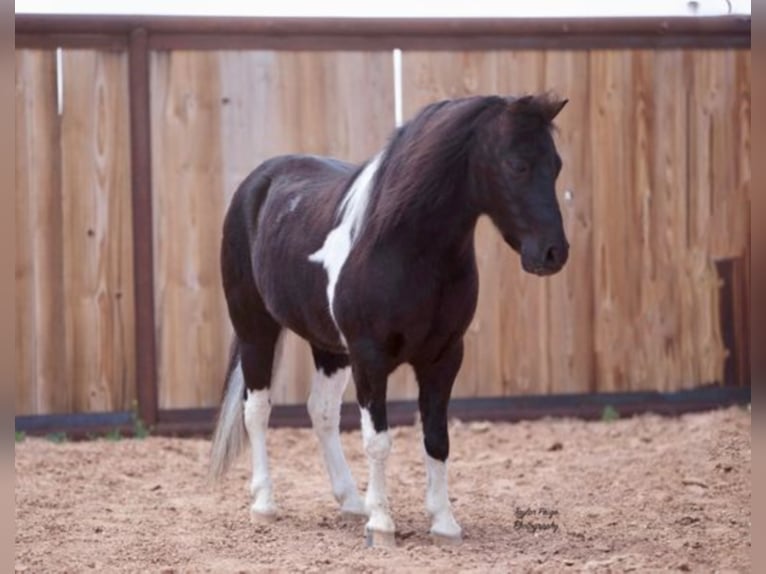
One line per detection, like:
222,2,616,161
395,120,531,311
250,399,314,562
334,250,479,347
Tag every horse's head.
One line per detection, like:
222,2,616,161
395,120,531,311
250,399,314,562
473,94,569,276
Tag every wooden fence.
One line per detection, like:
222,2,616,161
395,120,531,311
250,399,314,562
15,15,751,434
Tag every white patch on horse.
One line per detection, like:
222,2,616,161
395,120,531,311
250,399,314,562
425,455,462,538
308,154,382,344
307,367,366,515
288,195,302,213
243,387,277,517
360,407,395,533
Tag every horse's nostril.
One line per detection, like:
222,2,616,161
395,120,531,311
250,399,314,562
545,246,559,266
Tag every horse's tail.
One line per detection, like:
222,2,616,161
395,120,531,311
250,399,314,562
209,336,247,482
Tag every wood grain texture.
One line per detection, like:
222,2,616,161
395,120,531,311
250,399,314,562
152,50,394,407
688,50,750,260
543,52,594,395
590,49,729,392
15,50,67,415
590,50,637,392
15,49,136,415
401,49,745,397
151,51,227,410
17,46,749,414
60,49,136,413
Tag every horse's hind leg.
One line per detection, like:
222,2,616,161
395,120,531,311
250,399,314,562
238,320,281,520
308,347,366,518
218,171,283,520
414,341,464,542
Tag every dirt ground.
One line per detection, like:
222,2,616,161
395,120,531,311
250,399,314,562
16,406,750,573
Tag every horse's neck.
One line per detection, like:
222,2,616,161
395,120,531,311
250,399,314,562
368,182,479,264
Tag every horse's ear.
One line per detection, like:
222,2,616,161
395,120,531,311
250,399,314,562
507,95,534,111
507,94,567,124
543,98,568,122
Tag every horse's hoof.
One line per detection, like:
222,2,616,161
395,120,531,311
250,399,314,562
429,513,462,543
250,506,278,523
430,531,462,546
365,527,397,548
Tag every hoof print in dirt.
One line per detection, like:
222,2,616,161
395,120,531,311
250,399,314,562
430,532,462,546
250,510,278,524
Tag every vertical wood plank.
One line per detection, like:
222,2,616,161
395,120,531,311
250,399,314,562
590,50,728,393
590,50,638,392
151,51,226,410
61,49,136,413
15,50,67,414
15,50,36,415
689,50,748,260
543,51,594,394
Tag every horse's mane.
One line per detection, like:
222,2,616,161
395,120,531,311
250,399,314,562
362,93,561,244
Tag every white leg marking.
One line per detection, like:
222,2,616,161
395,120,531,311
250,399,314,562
308,154,382,343
360,408,395,533
307,367,365,515
244,387,276,517
425,455,462,538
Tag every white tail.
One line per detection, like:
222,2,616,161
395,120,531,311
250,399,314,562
209,342,247,481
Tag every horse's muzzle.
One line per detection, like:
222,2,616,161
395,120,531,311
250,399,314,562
521,239,569,276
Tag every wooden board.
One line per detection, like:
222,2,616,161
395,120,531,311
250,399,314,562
542,52,595,395
688,50,750,260
151,50,395,408
15,50,67,415
60,49,136,412
151,51,227,410
15,49,135,415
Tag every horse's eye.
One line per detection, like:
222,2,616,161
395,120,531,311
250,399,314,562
509,158,530,177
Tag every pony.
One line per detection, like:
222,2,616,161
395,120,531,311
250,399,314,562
209,93,569,546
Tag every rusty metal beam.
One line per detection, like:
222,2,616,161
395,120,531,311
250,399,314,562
128,27,158,427
15,15,751,50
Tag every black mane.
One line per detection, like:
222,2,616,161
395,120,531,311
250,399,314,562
363,93,561,244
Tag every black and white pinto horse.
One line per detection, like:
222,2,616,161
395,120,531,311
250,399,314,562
210,94,569,545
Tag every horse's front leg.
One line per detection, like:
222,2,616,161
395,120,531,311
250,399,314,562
352,352,396,547
307,347,366,517
414,340,463,542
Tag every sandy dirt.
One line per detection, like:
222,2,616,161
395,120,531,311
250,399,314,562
16,407,750,573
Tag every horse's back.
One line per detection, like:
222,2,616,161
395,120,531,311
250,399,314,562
224,153,354,237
